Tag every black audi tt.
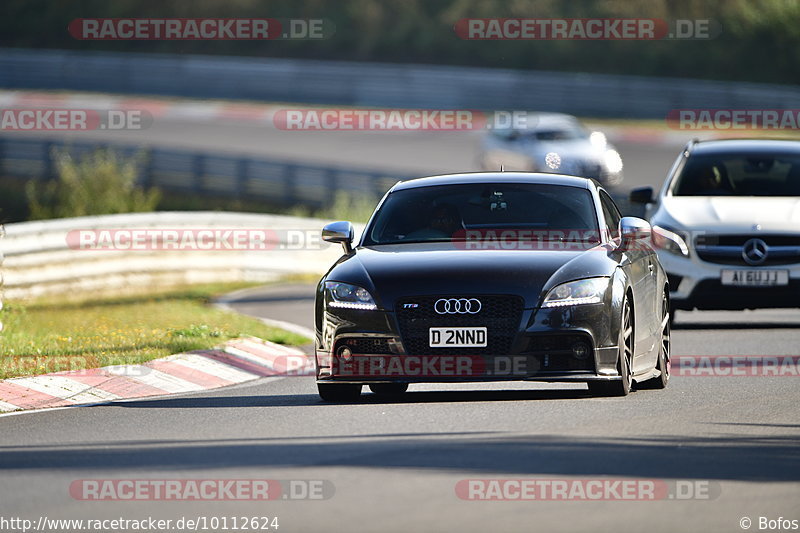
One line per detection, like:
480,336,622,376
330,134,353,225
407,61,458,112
314,172,671,401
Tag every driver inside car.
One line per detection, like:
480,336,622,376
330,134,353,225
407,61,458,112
406,203,464,240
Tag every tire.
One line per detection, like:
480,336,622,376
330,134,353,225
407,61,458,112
368,383,409,396
643,291,671,389
589,296,633,397
317,383,362,402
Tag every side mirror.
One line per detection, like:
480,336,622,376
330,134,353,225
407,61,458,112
629,186,655,204
322,221,354,254
619,217,652,248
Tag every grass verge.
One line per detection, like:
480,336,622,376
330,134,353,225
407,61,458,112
0,282,310,379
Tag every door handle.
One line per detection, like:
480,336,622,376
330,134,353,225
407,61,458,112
648,263,655,275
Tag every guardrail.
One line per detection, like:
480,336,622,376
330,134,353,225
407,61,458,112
1,211,359,300
3,48,800,118
2,206,653,301
0,137,407,208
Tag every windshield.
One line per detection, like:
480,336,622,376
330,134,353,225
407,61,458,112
494,126,589,142
673,153,800,196
363,183,600,245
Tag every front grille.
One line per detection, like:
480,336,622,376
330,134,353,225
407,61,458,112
697,235,800,247
395,295,524,356
695,234,800,266
685,279,800,310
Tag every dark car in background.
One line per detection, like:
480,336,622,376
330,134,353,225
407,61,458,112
314,172,670,401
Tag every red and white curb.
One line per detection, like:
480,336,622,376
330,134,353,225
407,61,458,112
0,337,311,413
0,90,281,125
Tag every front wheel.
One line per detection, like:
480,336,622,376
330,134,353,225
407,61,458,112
589,296,633,397
317,383,362,402
643,292,671,389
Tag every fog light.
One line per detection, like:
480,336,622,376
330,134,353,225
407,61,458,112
337,346,353,361
571,342,590,360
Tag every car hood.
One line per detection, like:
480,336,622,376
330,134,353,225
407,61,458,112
328,243,615,309
656,196,800,232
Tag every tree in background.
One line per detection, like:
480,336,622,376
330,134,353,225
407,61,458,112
26,149,160,219
1,0,798,84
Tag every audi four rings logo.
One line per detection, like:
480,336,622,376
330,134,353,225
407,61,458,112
434,298,482,314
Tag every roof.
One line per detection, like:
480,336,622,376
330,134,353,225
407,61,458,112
391,172,593,191
692,138,800,155
494,112,582,132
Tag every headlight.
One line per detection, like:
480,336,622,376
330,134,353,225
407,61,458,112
589,131,607,149
603,149,623,174
542,277,609,308
325,281,377,310
652,225,689,257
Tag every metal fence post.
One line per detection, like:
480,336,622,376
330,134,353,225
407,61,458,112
284,164,297,205
193,154,205,194
43,141,54,180
140,147,154,189
327,169,339,208
236,158,248,199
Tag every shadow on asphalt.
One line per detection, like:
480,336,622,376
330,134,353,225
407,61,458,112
0,422,797,482
673,321,800,330
108,388,596,409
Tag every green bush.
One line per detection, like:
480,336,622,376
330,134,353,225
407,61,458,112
319,191,378,223
26,149,160,220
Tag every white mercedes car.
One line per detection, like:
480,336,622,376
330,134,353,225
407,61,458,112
630,139,800,316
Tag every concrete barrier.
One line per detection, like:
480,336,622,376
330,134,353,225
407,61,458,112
2,212,362,300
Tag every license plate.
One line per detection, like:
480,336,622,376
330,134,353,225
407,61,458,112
721,269,789,286
429,327,487,348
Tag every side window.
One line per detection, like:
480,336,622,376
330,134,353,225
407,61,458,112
599,190,621,240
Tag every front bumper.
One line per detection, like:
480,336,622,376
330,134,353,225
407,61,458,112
656,250,800,310
315,302,621,384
